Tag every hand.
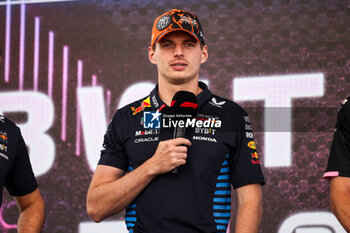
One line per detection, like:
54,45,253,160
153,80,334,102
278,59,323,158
147,138,191,175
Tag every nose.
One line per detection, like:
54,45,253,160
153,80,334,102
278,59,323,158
174,45,184,57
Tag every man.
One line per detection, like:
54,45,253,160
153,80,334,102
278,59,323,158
0,115,45,232
0,50,44,232
87,9,265,233
324,96,350,232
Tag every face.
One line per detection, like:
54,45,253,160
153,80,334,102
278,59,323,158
149,31,208,85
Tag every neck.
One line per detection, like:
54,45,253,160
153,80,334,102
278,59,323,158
158,79,202,106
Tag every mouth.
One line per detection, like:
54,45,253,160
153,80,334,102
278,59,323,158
170,61,188,71
170,62,188,67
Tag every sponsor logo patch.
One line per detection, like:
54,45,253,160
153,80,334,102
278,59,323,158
135,129,160,136
143,111,161,129
251,152,260,164
195,127,216,135
244,116,250,123
248,141,256,150
251,152,258,159
192,136,217,143
151,95,159,108
246,132,254,139
134,137,159,144
0,131,8,143
131,97,151,115
245,124,252,131
209,97,226,108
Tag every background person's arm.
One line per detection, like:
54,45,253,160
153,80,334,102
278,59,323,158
330,176,350,232
13,188,45,233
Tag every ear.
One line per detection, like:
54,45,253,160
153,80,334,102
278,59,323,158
148,46,157,64
200,45,208,64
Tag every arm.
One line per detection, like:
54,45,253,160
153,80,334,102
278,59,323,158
235,183,262,233
330,176,350,232
86,137,191,222
13,188,45,233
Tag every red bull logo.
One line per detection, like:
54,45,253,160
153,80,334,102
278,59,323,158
131,97,151,115
251,152,260,164
248,141,256,149
0,132,8,143
251,152,259,159
251,159,260,164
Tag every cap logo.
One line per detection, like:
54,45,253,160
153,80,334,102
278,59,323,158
180,15,198,28
156,15,171,31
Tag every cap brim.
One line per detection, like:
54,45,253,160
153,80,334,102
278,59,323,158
152,28,201,47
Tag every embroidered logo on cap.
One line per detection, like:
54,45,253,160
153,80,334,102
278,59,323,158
156,15,171,31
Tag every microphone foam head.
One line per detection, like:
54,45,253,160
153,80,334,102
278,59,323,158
171,91,198,116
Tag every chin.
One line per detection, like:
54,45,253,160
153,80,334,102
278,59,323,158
167,73,197,84
168,76,194,85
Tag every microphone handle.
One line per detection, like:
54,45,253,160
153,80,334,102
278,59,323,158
171,126,186,174
173,126,186,138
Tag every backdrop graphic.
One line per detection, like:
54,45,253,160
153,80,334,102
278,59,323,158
0,0,349,232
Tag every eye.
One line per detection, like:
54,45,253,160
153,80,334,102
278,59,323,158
185,42,195,47
161,42,174,49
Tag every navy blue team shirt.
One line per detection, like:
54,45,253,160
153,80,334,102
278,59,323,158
0,116,38,207
99,82,265,233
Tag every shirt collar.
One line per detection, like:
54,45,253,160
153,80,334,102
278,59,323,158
149,81,212,110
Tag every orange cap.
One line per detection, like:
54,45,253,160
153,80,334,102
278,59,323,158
151,9,205,47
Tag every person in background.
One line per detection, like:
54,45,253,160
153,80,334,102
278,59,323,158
324,96,350,232
0,50,45,233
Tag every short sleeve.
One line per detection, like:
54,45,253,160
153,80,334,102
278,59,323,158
324,98,350,179
98,112,129,171
5,130,38,196
230,113,265,189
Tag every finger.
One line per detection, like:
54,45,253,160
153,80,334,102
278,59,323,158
174,146,188,153
170,138,192,146
175,157,187,166
175,152,187,160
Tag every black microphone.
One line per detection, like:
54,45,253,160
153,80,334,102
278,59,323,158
170,91,198,174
